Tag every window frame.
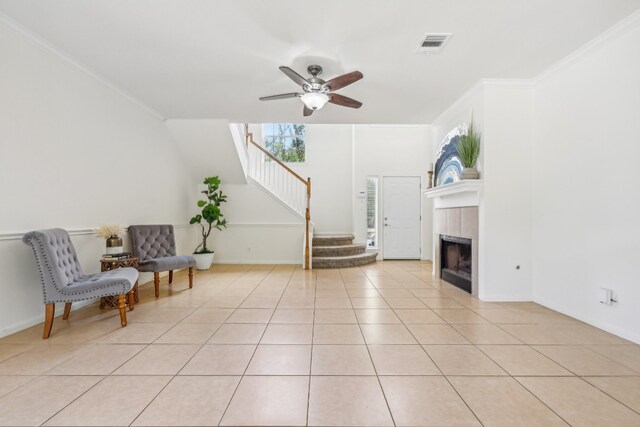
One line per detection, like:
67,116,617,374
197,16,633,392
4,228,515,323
261,123,307,164
366,176,379,249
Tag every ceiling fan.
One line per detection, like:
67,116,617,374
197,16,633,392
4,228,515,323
259,65,363,116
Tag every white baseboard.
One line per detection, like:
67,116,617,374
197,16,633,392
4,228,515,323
0,299,96,338
534,296,640,344
0,271,170,339
213,259,301,265
479,294,533,302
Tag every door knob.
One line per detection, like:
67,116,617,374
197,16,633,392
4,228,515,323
384,223,390,226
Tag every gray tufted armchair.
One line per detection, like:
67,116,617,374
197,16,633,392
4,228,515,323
128,225,196,297
22,228,138,339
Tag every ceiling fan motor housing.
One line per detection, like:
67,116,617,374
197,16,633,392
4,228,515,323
307,64,323,76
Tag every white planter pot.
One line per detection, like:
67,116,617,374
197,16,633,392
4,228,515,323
193,253,215,270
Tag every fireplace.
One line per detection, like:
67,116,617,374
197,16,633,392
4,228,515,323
440,235,472,293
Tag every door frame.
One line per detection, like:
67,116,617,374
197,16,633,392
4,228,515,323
380,175,423,260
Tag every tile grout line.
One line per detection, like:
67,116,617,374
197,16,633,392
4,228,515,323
471,341,574,425
1,261,639,426
216,264,295,426
36,273,207,427
127,266,240,427
348,267,398,427
373,268,485,427
406,265,640,422
305,267,317,427
576,375,640,417
409,267,579,426
127,264,272,426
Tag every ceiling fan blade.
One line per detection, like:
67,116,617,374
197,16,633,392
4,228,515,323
279,66,309,88
303,105,314,117
259,92,300,101
324,71,363,91
329,93,363,109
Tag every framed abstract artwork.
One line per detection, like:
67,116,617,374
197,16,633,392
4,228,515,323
434,125,466,186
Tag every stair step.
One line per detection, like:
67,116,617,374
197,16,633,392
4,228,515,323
313,244,366,257
312,234,354,247
313,252,378,269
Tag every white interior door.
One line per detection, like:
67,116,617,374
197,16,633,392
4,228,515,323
383,176,421,259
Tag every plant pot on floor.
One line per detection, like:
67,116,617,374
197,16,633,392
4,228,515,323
193,252,215,270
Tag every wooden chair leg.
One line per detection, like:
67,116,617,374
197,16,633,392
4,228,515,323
43,303,55,339
154,272,160,298
188,267,194,289
118,294,127,327
62,302,72,320
168,270,173,284
128,289,135,311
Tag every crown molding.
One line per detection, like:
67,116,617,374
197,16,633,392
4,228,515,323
431,9,640,127
0,10,167,121
534,9,640,84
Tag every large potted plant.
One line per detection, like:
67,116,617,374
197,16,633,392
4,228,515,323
190,176,228,270
457,120,481,179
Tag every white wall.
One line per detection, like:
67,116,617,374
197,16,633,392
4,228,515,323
0,20,197,336
482,82,533,300
531,14,640,342
165,119,248,184
209,181,304,264
432,81,534,301
248,124,353,234
352,125,434,259
291,125,353,234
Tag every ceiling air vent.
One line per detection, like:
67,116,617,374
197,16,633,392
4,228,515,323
416,33,452,53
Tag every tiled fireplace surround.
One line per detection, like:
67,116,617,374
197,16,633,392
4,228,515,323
433,207,479,296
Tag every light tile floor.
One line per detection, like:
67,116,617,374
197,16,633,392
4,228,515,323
0,261,639,426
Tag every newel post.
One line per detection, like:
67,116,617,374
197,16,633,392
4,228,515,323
305,177,312,270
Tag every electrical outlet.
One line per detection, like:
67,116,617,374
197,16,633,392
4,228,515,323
599,287,616,304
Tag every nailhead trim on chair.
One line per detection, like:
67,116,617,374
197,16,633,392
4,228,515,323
22,229,137,304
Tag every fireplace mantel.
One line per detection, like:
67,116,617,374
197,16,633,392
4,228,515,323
423,180,483,209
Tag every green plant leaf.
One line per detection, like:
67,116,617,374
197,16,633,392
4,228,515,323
192,176,227,253
457,120,481,168
202,204,221,223
204,176,221,187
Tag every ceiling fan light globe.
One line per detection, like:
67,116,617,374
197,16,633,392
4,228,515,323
301,92,329,110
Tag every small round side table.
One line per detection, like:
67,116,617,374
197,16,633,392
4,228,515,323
99,257,140,309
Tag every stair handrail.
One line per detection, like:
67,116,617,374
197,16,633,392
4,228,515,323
244,124,312,270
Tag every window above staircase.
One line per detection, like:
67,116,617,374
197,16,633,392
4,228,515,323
262,123,306,163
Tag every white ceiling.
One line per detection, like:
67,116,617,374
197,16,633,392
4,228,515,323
1,0,639,123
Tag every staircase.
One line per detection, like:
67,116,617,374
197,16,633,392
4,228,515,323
312,235,377,269
243,124,376,270
244,125,312,269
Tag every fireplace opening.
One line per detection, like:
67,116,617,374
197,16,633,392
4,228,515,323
440,235,472,293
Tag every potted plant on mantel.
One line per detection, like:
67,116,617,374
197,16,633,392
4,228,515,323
457,120,481,179
190,176,228,270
